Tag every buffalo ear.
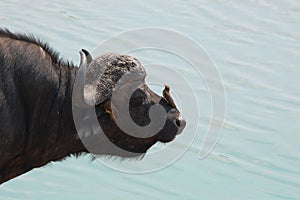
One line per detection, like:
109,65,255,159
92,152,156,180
81,49,93,65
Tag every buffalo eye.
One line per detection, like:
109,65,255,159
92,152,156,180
129,89,147,107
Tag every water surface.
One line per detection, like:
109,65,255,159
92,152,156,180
0,0,299,199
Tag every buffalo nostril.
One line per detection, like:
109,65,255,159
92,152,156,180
176,118,186,135
176,119,181,127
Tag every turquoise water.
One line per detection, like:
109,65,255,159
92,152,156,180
1,0,300,199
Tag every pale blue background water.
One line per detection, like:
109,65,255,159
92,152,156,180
0,0,300,199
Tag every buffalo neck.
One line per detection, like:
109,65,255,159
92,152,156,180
0,64,87,185
21,63,87,161
49,64,88,159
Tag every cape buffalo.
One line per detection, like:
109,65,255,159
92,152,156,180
0,29,186,184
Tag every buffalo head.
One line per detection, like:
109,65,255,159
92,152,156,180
73,50,186,157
